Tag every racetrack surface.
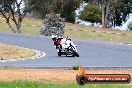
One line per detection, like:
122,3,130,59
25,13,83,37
0,32,132,67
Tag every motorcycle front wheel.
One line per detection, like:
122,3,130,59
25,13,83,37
70,47,79,57
73,51,79,57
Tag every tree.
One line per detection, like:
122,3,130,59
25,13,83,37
83,0,132,28
0,0,32,33
28,0,82,23
61,0,82,23
112,0,132,27
99,0,119,28
99,0,132,28
79,2,101,23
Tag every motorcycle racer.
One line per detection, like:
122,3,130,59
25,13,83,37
51,34,62,51
51,34,79,57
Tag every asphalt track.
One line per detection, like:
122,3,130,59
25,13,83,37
0,32,132,67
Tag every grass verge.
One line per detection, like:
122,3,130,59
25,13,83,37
0,81,131,88
0,16,132,43
0,44,36,60
65,29,132,43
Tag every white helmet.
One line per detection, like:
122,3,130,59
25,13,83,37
51,34,58,41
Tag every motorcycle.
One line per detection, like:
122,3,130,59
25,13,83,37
52,35,79,57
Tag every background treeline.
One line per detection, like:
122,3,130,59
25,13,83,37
27,0,82,23
0,0,132,29
27,0,132,28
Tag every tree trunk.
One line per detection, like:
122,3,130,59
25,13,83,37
105,1,110,28
7,23,16,33
16,23,22,33
101,0,110,28
102,2,106,28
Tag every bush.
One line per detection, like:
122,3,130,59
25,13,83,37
128,21,132,30
79,2,101,23
72,65,79,70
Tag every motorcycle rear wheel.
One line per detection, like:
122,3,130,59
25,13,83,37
58,52,62,56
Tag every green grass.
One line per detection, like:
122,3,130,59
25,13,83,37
0,81,131,88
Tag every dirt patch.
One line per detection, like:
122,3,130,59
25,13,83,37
0,68,76,83
0,44,36,60
0,67,132,85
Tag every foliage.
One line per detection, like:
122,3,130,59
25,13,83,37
40,13,65,36
81,0,132,28
28,0,82,23
112,0,132,26
79,2,101,23
72,65,79,70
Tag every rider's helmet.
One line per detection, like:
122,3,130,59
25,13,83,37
58,35,63,40
51,34,58,41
